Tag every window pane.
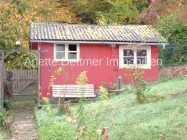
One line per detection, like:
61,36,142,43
123,50,134,64
68,52,77,59
137,50,147,64
56,52,65,59
69,44,77,51
123,50,134,56
56,44,65,51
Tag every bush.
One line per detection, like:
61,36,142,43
99,86,109,99
159,46,187,66
0,109,6,127
156,11,187,66
0,109,13,129
3,97,13,111
124,68,148,103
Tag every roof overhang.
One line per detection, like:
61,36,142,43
30,40,168,46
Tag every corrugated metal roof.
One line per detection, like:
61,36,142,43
30,22,167,44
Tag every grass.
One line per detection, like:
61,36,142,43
35,77,187,140
0,133,4,140
0,130,9,140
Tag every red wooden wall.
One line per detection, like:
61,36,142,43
31,43,159,97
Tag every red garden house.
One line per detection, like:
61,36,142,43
30,22,167,97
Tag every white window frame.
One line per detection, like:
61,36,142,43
119,45,151,69
54,44,80,61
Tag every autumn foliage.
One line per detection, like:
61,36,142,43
0,0,79,49
139,0,187,25
0,0,79,70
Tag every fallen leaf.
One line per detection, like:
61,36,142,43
65,117,72,123
159,134,164,137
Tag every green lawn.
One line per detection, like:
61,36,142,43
0,130,6,140
36,77,187,140
0,134,3,140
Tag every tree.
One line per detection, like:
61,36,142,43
138,0,187,65
71,0,150,24
71,0,112,24
139,0,187,25
0,0,79,70
0,0,79,50
156,12,187,65
97,0,150,24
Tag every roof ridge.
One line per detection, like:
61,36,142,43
31,22,152,27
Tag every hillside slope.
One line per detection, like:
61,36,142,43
36,77,187,140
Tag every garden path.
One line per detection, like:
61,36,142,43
6,105,38,140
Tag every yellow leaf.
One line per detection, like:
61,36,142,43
66,117,72,123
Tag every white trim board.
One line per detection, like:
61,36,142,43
30,40,168,46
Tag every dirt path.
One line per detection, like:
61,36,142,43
6,107,38,140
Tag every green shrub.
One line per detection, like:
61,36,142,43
124,68,148,103
0,109,13,130
0,133,4,140
0,109,6,127
3,97,13,111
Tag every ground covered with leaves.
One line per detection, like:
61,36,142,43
35,77,187,140
160,64,187,77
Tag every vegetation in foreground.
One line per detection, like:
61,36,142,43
0,109,14,140
35,77,187,140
